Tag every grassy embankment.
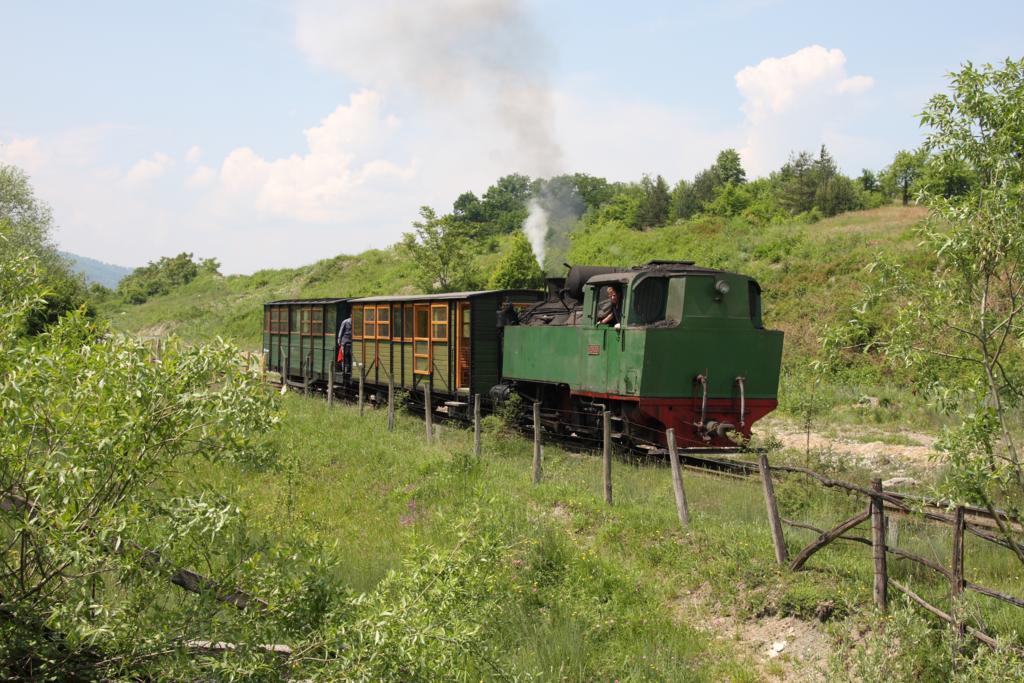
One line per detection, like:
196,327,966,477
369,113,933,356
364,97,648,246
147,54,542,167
187,393,1024,681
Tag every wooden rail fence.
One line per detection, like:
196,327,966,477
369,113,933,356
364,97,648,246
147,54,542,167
753,456,1024,652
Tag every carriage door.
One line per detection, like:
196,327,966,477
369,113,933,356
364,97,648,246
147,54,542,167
456,302,471,391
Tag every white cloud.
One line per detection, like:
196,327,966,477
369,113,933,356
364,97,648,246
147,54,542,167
185,145,202,163
835,74,874,95
123,152,172,185
735,45,874,174
0,136,48,172
211,89,415,222
186,164,215,188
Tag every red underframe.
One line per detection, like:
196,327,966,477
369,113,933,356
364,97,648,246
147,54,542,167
573,390,778,448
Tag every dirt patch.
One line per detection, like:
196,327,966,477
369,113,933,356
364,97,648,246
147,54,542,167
758,417,938,477
138,322,177,339
550,502,571,525
671,584,830,681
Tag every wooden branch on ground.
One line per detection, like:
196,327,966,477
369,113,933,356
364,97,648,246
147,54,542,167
781,518,871,546
789,508,871,571
129,542,267,611
184,640,291,658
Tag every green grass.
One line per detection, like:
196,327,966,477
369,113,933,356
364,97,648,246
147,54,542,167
180,393,1024,680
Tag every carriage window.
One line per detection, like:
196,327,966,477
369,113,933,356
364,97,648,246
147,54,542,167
404,304,414,340
392,304,403,341
413,304,430,374
376,305,390,339
431,304,448,341
352,305,363,340
631,277,669,325
268,307,285,333
363,306,377,339
311,307,323,335
299,307,312,336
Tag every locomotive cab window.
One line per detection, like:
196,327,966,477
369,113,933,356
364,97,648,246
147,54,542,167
630,277,670,326
748,280,764,328
593,285,623,326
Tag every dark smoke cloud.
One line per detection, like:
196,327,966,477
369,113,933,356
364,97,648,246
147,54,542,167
295,0,564,177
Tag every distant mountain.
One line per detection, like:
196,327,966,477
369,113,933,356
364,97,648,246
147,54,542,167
59,251,134,289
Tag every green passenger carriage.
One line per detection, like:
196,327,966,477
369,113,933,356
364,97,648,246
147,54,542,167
263,298,350,386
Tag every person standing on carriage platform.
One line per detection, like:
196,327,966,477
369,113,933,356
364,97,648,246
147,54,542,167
337,315,352,379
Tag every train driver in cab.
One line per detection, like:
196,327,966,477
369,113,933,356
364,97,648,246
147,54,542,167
598,286,622,326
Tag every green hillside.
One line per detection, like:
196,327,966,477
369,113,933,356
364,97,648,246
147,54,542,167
102,205,926,348
100,204,931,420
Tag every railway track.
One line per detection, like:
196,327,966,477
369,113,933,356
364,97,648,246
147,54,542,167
272,377,762,478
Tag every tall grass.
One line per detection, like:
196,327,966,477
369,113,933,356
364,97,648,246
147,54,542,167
185,393,1023,680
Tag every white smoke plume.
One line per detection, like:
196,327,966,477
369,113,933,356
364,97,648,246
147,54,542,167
523,198,549,269
295,0,563,177
523,178,586,273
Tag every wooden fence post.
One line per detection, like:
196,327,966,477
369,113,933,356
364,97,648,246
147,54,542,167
603,411,613,505
358,365,365,416
871,478,888,611
532,401,542,484
759,451,788,565
424,383,433,444
951,505,966,647
666,428,690,526
303,352,311,396
473,394,482,457
387,378,395,432
327,361,334,408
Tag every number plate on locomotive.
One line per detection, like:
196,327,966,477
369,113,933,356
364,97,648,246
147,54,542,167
587,344,600,355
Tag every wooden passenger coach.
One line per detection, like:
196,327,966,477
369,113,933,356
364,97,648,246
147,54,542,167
351,290,542,397
263,298,350,384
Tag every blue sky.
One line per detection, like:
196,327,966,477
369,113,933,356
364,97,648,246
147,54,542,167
2,0,1020,273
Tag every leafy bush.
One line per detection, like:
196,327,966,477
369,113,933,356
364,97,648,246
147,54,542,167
0,240,280,679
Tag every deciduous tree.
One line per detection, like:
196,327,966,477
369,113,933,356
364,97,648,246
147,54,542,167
488,233,543,289
882,148,928,205
842,59,1024,561
402,206,480,292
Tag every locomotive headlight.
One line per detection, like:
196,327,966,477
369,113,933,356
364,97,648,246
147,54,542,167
715,280,730,295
